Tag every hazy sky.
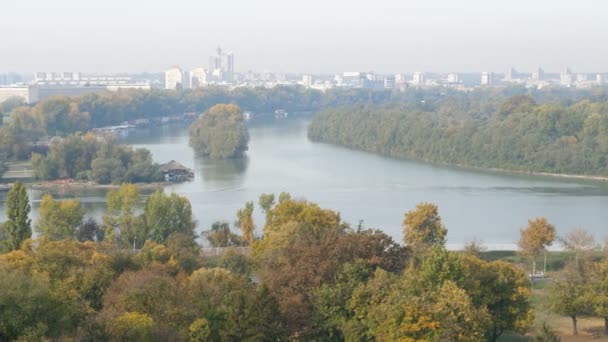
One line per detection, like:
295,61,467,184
2,0,607,73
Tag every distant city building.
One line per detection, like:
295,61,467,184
384,77,395,89
597,74,605,86
447,73,460,83
207,46,235,83
341,72,367,88
412,72,425,86
532,67,544,81
560,68,573,87
480,72,493,86
165,66,186,90
576,73,588,83
0,85,39,104
302,74,313,87
505,67,517,81
190,68,208,88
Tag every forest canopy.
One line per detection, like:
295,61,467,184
308,95,608,177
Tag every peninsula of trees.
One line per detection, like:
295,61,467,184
189,104,249,158
31,133,162,184
308,95,608,177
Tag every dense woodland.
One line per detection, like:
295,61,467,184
0,183,606,341
308,94,608,176
30,133,162,184
189,104,249,159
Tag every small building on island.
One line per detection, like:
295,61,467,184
159,160,194,182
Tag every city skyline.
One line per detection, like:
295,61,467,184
2,0,608,73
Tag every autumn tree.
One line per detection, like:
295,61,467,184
188,104,249,158
2,182,31,251
559,227,597,265
144,190,196,243
403,202,447,253
205,221,242,247
236,201,255,245
36,194,85,240
518,217,556,275
107,312,154,342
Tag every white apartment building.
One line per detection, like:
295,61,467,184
412,72,425,85
190,68,208,88
165,66,185,90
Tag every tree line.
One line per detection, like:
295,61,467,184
3,85,608,175
3,183,605,340
308,94,608,177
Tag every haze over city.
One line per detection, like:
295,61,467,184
3,1,608,341
3,0,608,73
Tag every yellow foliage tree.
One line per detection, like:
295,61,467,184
36,194,85,240
518,217,556,275
403,203,447,253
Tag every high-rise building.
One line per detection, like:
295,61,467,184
597,74,605,86
481,72,493,86
560,68,573,87
207,46,235,83
226,53,234,82
165,66,185,90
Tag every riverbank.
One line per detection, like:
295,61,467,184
440,161,608,183
28,180,171,191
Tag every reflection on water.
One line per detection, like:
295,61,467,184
197,156,249,188
1,117,608,248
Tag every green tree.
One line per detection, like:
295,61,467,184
0,269,73,341
103,184,145,248
518,217,556,276
461,256,533,341
548,260,592,335
144,190,196,243
2,182,31,251
258,193,275,216
35,194,85,240
189,104,249,158
205,221,242,247
76,218,104,242
236,201,255,245
403,202,447,252
590,259,608,335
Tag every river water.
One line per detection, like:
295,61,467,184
2,117,608,249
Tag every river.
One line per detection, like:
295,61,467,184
2,117,608,249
